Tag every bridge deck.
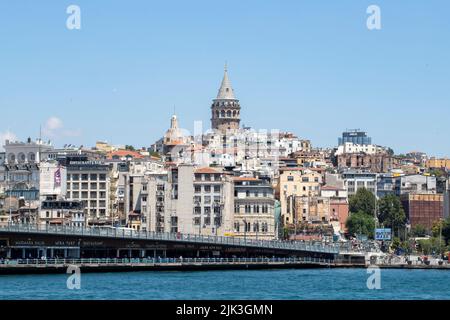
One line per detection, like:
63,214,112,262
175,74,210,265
0,224,342,254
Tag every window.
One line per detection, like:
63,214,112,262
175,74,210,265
194,207,201,214
287,176,294,182
214,185,221,193
195,185,201,193
204,185,211,192
90,174,98,180
90,183,97,189
99,174,107,181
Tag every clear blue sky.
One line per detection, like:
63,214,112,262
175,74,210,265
1,1,449,156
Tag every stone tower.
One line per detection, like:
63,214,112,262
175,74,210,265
211,65,241,132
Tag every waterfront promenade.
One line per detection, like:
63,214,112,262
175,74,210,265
0,257,341,274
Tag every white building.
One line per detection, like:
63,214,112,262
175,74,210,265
335,142,385,156
3,138,53,164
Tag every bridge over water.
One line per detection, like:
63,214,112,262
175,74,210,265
0,224,364,267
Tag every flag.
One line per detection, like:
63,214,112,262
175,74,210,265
54,166,61,187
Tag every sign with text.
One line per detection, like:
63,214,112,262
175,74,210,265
375,228,392,241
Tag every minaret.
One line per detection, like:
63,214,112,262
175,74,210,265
211,64,241,133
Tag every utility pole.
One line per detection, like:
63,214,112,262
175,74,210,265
440,218,443,257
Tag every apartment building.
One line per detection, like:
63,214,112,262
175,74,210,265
340,170,377,196
65,156,110,225
39,200,85,227
233,177,276,240
278,168,323,225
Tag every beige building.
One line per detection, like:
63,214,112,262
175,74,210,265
294,196,330,225
278,168,323,225
426,158,450,170
233,177,276,240
95,141,115,154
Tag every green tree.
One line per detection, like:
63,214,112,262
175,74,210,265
378,194,406,238
417,237,445,255
431,218,450,245
125,145,135,151
443,218,450,245
149,151,161,158
429,169,446,177
346,211,376,239
349,188,377,216
411,224,428,237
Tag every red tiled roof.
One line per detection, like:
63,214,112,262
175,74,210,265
195,167,221,174
107,150,144,159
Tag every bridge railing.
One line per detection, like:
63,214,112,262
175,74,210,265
0,256,334,266
0,223,341,254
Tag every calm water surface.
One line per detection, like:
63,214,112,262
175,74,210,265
0,269,449,300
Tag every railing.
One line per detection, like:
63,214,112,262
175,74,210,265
0,224,340,254
0,257,334,266
0,223,343,254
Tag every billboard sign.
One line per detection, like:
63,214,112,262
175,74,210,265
375,228,392,241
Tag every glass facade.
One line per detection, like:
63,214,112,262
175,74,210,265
338,130,372,145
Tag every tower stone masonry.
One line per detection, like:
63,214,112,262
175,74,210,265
211,65,241,133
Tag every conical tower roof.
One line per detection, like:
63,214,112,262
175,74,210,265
216,64,236,100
